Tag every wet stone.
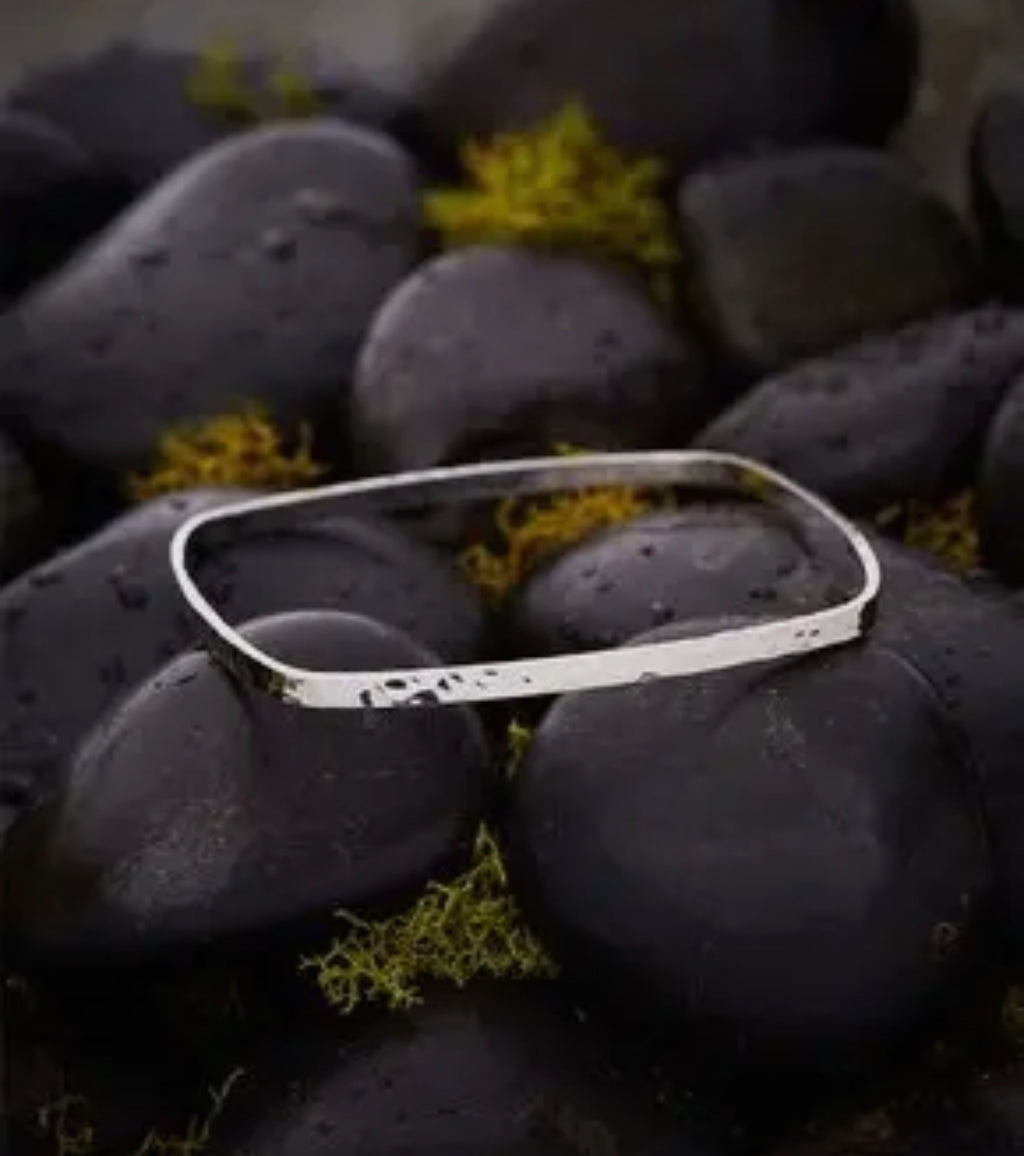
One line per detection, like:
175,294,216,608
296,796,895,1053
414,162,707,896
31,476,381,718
0,119,422,503
969,81,1024,302
507,503,842,657
0,493,486,813
3,610,494,962
696,307,1024,515
206,984,726,1156
864,532,1024,970
349,245,711,474
678,147,978,379
0,109,128,305
508,631,990,1088
0,428,49,583
978,368,1024,585
5,40,433,192
418,0,918,176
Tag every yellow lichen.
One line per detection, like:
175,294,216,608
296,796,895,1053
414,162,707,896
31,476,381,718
127,405,327,502
299,825,556,1015
37,1069,244,1156
876,490,981,573
459,442,673,600
423,100,681,305
185,39,322,122
506,718,535,775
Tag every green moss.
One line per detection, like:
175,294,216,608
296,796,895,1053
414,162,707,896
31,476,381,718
458,442,674,601
875,490,981,573
423,100,682,306
299,826,557,1015
126,405,327,501
185,39,322,123
36,1069,244,1156
1003,985,1024,1052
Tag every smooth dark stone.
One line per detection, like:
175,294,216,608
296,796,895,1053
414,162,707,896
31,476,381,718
417,0,918,176
207,985,725,1156
0,429,48,582
865,532,1024,969
0,110,128,304
697,308,1024,515
0,120,422,508
350,246,710,474
5,41,431,192
678,148,978,378
969,82,1024,301
507,502,843,656
4,610,493,962
508,632,990,1087
978,369,1024,584
0,493,486,811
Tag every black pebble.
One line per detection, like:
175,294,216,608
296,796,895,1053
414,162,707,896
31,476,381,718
867,531,1024,969
0,428,49,582
508,502,843,656
417,0,918,176
350,246,711,473
509,630,990,1091
697,307,1024,515
3,610,494,963
0,493,486,812
207,984,728,1156
0,109,128,304
0,119,422,508
969,81,1024,302
678,147,978,379
978,368,1024,584
5,41,429,192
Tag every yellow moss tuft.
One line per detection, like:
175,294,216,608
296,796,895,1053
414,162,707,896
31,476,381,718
127,405,327,502
185,39,322,122
876,490,981,573
299,825,557,1015
36,1069,244,1156
459,443,673,600
423,100,681,305
37,1094,95,1156
506,718,535,776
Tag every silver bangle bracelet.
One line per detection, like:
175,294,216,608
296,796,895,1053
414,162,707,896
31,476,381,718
169,450,882,710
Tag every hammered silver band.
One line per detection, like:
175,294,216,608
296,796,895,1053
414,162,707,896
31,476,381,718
169,451,882,709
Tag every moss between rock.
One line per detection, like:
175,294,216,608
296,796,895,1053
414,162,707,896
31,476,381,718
37,1069,245,1156
126,406,327,501
423,100,682,306
459,443,675,601
184,39,322,123
299,824,556,1015
875,490,981,573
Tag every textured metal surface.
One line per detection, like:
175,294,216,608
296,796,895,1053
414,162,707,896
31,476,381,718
170,452,882,709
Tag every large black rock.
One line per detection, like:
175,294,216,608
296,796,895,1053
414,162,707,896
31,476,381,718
697,308,1024,516
508,631,990,1086
866,532,1024,969
678,148,978,378
4,610,494,962
0,120,422,511
206,985,727,1156
0,492,486,816
5,41,434,192
350,246,710,473
0,109,127,305
507,502,842,656
978,368,1024,584
417,0,918,175
969,81,1024,302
